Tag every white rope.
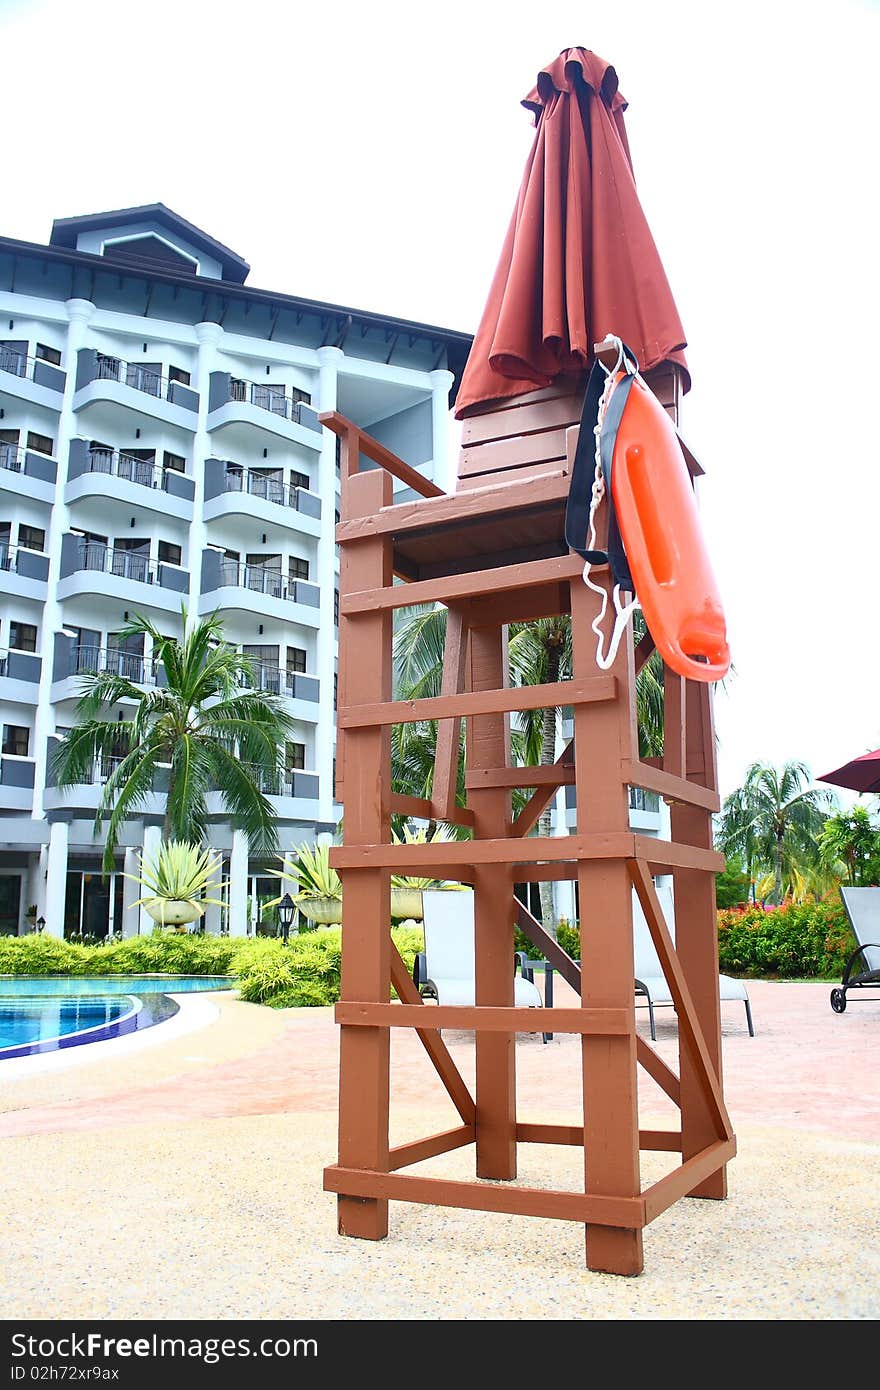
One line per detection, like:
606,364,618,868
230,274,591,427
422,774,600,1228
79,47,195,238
582,337,640,670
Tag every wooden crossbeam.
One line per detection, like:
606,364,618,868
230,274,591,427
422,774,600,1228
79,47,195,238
634,628,656,676
335,1002,631,1035
629,862,734,1142
338,675,616,729
389,793,475,829
641,1138,737,1223
341,552,585,615
509,743,577,838
466,759,576,791
332,834,723,874
324,1166,647,1227
621,759,721,813
334,469,571,545
516,1124,682,1153
319,410,445,498
388,944,476,1124
388,1126,475,1171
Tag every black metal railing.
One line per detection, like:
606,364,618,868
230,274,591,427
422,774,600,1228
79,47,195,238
72,644,158,684
222,466,305,509
85,447,179,491
94,354,186,402
76,542,158,585
245,662,310,698
228,378,307,422
0,349,37,380
0,443,24,473
628,787,661,813
0,544,19,573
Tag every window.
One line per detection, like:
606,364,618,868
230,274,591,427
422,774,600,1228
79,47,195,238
36,343,62,367
291,470,310,492
286,647,307,675
289,556,310,582
157,541,182,566
285,741,305,771
291,387,311,407
334,589,339,625
26,431,53,456
163,451,185,473
9,621,37,653
334,673,338,710
0,429,19,471
168,365,191,386
2,725,29,756
18,524,45,553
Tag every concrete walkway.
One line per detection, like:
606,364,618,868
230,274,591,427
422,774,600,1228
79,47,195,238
0,980,877,1319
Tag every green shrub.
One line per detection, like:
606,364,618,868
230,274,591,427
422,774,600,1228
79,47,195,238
515,916,581,960
717,899,854,979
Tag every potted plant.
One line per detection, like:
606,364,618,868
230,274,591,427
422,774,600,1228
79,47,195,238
390,824,463,920
267,840,342,926
128,840,225,929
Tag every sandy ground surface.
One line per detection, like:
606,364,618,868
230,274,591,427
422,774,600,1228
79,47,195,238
0,979,877,1320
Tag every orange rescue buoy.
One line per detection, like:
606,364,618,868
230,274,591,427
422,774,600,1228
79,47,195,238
605,368,730,683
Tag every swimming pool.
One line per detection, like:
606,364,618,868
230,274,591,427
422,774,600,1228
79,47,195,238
0,975,235,1059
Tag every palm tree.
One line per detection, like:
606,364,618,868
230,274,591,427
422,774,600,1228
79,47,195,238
716,761,833,905
51,611,295,872
819,806,880,886
392,605,665,930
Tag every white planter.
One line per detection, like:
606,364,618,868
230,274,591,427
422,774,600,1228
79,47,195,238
143,899,202,927
298,895,343,925
391,888,424,921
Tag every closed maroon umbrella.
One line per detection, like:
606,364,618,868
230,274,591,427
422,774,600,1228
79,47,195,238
817,750,880,795
455,46,689,418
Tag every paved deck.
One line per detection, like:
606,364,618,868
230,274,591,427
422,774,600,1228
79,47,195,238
0,979,877,1319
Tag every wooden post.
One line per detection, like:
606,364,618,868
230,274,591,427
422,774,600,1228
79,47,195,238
570,575,644,1275
467,621,517,1180
336,465,394,1239
670,679,727,1199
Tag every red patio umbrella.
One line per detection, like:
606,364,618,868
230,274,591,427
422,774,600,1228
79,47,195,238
817,750,880,795
456,47,689,418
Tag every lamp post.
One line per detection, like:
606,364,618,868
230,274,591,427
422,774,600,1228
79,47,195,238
277,893,295,946
36,916,46,934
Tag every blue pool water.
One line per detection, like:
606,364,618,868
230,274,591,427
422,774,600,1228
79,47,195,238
0,975,235,1059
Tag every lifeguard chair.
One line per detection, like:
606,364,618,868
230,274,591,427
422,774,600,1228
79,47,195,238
320,47,734,1278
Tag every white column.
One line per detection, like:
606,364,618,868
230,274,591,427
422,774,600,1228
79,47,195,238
188,321,224,629
138,823,162,935
202,896,222,936
552,722,577,925
429,368,455,494
315,346,343,827
229,828,249,936
43,819,69,939
121,847,141,937
31,299,97,818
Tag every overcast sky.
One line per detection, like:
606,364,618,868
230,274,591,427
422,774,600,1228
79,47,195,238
2,0,878,804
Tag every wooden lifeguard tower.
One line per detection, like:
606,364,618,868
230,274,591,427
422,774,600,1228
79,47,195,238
320,349,733,1277
320,46,734,1277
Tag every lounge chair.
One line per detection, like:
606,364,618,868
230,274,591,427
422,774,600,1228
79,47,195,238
632,884,754,1039
832,887,880,1013
414,888,549,1042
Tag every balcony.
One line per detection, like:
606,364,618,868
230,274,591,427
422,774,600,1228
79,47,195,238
57,536,189,613
0,345,66,409
0,545,50,601
207,372,322,452
199,549,320,626
73,350,199,432
0,649,41,704
43,751,169,815
247,662,319,703
51,639,163,702
202,458,321,533
65,440,194,520
0,443,57,504
220,763,320,814
0,755,35,810
563,782,662,832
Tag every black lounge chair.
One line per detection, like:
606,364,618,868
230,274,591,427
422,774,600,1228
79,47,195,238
831,887,880,1013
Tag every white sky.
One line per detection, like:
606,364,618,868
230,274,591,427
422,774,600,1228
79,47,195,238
2,0,878,803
